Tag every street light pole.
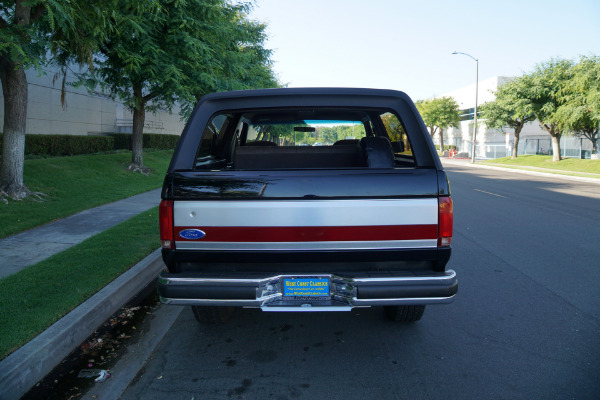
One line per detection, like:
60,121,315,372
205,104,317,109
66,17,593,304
452,51,479,163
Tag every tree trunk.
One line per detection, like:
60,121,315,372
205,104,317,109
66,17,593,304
550,133,562,162
131,104,145,167
0,57,29,199
512,124,523,159
129,83,149,173
582,130,598,154
439,128,444,153
539,121,562,162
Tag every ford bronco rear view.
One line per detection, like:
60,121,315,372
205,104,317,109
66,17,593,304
158,87,457,323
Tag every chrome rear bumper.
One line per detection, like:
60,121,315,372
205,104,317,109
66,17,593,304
158,270,457,312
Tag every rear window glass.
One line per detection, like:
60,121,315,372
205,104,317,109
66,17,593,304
246,119,367,146
194,108,415,170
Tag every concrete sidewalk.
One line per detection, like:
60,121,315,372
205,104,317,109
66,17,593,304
0,188,162,279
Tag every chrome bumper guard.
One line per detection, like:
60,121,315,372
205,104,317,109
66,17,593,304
158,270,457,312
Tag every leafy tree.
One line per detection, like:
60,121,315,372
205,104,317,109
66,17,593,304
522,58,574,162
200,4,278,97
1,0,110,199
416,97,460,152
480,77,535,159
556,55,600,155
84,0,277,173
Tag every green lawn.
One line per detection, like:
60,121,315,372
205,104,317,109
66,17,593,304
482,155,600,177
0,207,160,359
0,150,172,238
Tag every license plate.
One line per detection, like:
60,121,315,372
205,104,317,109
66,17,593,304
283,277,329,297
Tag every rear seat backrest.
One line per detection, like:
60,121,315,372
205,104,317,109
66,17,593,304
360,137,395,168
234,145,363,169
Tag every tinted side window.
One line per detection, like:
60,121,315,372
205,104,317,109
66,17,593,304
379,111,415,165
195,114,233,168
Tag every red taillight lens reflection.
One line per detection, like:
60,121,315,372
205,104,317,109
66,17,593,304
438,196,453,247
159,200,174,249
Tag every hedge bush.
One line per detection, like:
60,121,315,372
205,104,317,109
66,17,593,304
111,133,179,150
0,132,179,157
0,134,114,157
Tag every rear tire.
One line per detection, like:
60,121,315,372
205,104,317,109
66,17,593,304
191,306,235,324
383,305,425,322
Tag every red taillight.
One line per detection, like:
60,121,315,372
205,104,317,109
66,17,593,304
438,196,453,247
159,200,174,249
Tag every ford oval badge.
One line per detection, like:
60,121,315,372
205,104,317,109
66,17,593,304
179,229,206,240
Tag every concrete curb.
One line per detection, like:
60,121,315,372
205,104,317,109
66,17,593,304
442,158,600,185
0,248,165,400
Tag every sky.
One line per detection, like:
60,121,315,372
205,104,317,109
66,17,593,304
248,0,600,101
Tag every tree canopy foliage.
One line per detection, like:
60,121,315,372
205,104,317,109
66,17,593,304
521,58,574,161
480,77,535,159
555,55,600,154
415,96,460,152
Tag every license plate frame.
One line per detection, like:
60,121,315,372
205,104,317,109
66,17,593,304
283,277,330,298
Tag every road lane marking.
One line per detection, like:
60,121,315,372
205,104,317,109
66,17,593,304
473,189,507,198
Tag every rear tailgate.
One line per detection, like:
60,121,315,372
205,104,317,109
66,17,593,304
161,168,451,271
173,198,438,252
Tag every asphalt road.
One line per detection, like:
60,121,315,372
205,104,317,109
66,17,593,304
109,165,600,400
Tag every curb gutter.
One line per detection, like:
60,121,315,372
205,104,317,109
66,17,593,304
0,248,165,400
81,303,184,400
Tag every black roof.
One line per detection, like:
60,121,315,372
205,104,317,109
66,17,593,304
200,87,411,102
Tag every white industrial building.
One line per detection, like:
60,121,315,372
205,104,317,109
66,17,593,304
0,65,186,137
437,76,597,159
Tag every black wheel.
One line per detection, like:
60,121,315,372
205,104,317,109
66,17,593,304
191,306,235,324
383,305,425,322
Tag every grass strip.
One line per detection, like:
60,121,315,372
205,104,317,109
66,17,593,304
0,150,172,238
482,155,600,177
0,207,159,359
